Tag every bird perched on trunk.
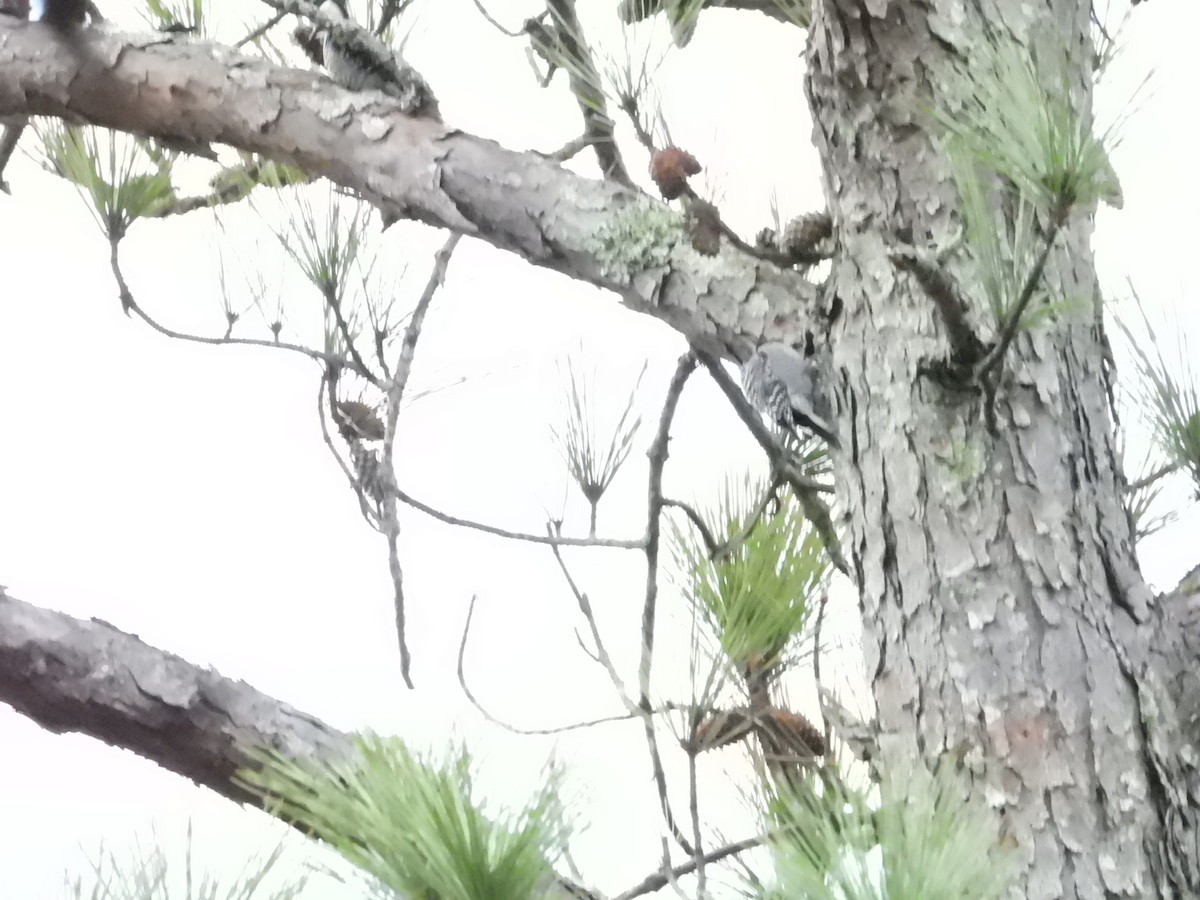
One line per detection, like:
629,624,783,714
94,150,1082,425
741,342,840,449
307,0,440,120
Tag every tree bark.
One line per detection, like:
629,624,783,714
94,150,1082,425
0,18,820,361
0,586,351,805
1,6,1199,898
805,1,1198,895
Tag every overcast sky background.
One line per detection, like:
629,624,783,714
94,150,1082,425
1,0,1196,897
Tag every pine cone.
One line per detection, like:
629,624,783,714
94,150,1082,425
334,400,386,442
650,147,701,200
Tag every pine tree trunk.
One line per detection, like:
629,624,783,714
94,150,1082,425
805,2,1197,896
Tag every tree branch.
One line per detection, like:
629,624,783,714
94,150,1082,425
0,587,352,806
0,19,819,353
639,352,699,856
612,835,764,900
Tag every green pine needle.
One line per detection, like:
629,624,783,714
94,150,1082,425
64,827,302,900
143,0,206,36
35,123,177,239
674,476,829,674
1115,291,1200,499
934,33,1126,220
237,736,572,900
763,759,1015,900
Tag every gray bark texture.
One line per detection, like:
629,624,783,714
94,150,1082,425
1,5,1199,898
805,1,1200,896
0,587,352,802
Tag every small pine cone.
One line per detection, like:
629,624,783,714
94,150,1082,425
650,147,701,201
689,708,755,753
761,707,825,758
334,400,385,442
685,197,721,256
755,226,779,251
780,211,832,256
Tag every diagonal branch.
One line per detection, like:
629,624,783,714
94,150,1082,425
0,587,352,806
0,18,819,352
378,232,460,688
638,352,699,855
108,236,364,375
542,0,633,187
693,347,847,574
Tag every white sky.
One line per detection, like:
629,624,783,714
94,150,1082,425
0,1,1196,897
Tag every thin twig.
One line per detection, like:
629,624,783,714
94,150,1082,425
976,222,1061,379
688,745,705,896
694,348,848,574
612,836,765,900
662,498,719,557
235,10,286,47
393,484,645,549
548,527,638,712
541,134,593,163
375,0,415,34
466,0,522,35
108,237,359,375
1126,460,1182,493
544,0,634,187
379,232,461,688
714,474,783,562
457,594,669,735
324,285,383,389
640,352,700,856
812,592,831,756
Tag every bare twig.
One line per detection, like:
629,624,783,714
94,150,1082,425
108,237,358,374
235,10,286,47
466,0,522,35
540,134,593,163
812,592,831,755
458,594,663,735
662,498,719,557
714,474,783,561
548,527,638,712
640,352,700,855
612,836,765,900
542,0,633,186
688,743,705,896
393,484,644,549
378,232,461,688
375,0,415,35
325,285,384,388
1126,460,1182,493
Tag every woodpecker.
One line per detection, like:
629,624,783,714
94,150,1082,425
741,342,840,449
314,0,440,120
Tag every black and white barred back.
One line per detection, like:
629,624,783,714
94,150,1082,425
740,342,840,449
316,0,440,120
